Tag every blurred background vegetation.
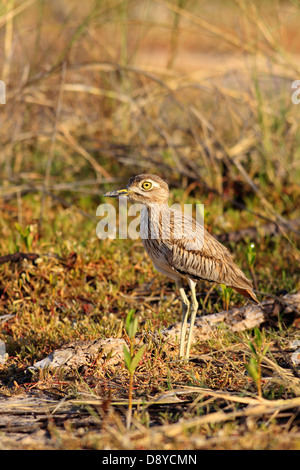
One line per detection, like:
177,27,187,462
1,0,300,219
0,0,299,451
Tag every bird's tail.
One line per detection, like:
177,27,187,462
226,262,261,305
231,286,260,304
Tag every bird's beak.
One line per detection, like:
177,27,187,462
103,188,129,197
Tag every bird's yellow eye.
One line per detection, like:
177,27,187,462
141,181,153,190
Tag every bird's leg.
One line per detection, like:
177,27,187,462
185,279,199,360
176,281,190,359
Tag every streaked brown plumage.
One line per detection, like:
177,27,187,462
104,174,259,360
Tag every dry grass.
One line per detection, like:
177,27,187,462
0,0,299,450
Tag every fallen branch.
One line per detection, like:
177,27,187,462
30,338,126,372
0,252,40,264
0,251,77,268
162,293,300,343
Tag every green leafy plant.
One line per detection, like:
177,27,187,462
220,284,233,310
246,243,256,269
246,243,257,289
246,328,269,398
15,223,34,252
123,309,146,429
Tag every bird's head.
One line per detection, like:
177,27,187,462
103,174,169,206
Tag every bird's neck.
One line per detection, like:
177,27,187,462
141,203,170,240
142,202,169,217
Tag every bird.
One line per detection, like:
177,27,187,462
103,174,259,360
